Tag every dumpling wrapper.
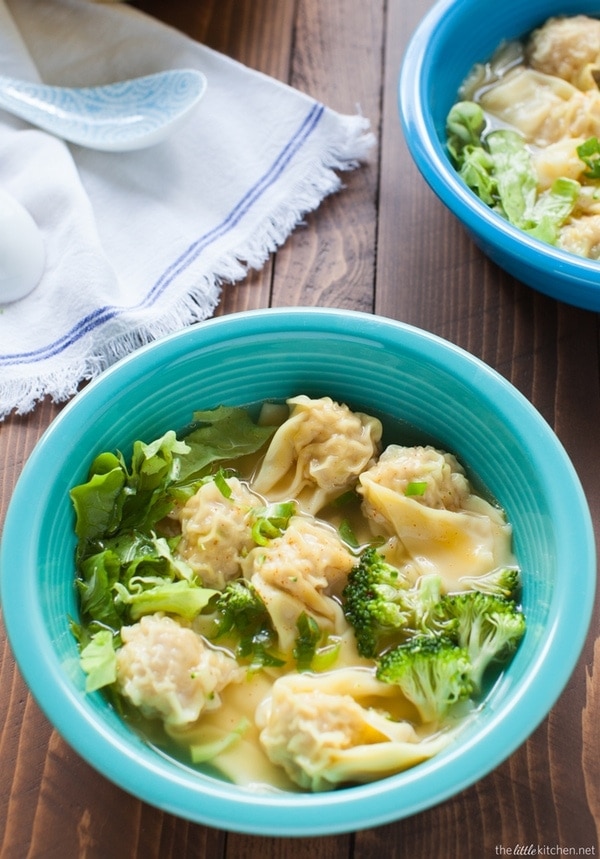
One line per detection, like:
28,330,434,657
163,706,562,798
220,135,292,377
255,668,453,791
480,67,600,146
359,475,513,589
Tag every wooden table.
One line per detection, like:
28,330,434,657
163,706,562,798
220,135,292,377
1,1,599,856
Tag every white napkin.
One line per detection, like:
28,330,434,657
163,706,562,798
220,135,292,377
0,0,374,420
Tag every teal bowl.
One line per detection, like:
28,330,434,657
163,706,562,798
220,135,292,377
399,0,600,310
0,308,595,835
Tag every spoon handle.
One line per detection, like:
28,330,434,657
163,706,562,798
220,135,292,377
0,75,52,127
0,70,207,150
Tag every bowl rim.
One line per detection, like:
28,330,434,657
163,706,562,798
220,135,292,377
398,0,600,307
1,307,596,835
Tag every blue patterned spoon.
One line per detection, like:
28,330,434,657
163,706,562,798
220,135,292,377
0,68,207,151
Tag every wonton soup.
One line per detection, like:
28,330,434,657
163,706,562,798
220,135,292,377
70,395,525,792
447,14,600,259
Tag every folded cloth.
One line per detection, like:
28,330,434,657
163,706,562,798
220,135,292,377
0,0,374,420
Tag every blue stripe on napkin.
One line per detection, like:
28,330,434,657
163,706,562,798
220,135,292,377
1,101,324,367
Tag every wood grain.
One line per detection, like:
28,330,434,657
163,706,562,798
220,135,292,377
1,0,598,856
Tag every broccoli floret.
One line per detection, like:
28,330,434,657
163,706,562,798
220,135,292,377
342,548,454,657
342,548,414,657
441,592,526,694
376,635,473,724
210,579,285,668
459,566,521,601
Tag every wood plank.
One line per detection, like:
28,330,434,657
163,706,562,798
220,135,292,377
0,0,382,855
373,0,600,855
225,1,384,855
270,0,382,311
131,0,296,317
2,0,598,855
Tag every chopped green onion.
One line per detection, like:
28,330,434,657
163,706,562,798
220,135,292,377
213,468,232,499
190,718,250,763
251,501,295,546
252,518,281,546
331,489,359,507
311,637,342,672
338,518,359,548
577,136,600,179
405,481,428,497
294,612,322,671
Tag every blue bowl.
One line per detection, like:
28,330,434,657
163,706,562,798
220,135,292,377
399,0,600,310
0,308,595,835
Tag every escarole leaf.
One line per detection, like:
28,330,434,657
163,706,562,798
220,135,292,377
70,453,126,544
525,177,580,244
70,431,189,552
113,578,219,622
487,131,579,239
77,550,126,630
70,404,282,679
71,407,277,557
446,102,580,247
446,102,497,206
76,533,213,632
79,629,118,692
457,146,497,206
446,101,487,160
485,130,538,226
120,430,190,532
178,406,278,482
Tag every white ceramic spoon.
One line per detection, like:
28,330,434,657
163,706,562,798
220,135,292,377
0,68,207,151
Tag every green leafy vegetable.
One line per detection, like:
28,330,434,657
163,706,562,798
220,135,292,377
70,431,188,558
445,101,580,247
70,454,126,545
77,550,127,630
178,405,278,482
71,408,277,561
456,145,497,206
70,404,280,657
75,534,204,632
79,629,118,692
525,177,581,244
113,578,218,621
486,130,538,226
331,489,360,507
446,100,487,159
